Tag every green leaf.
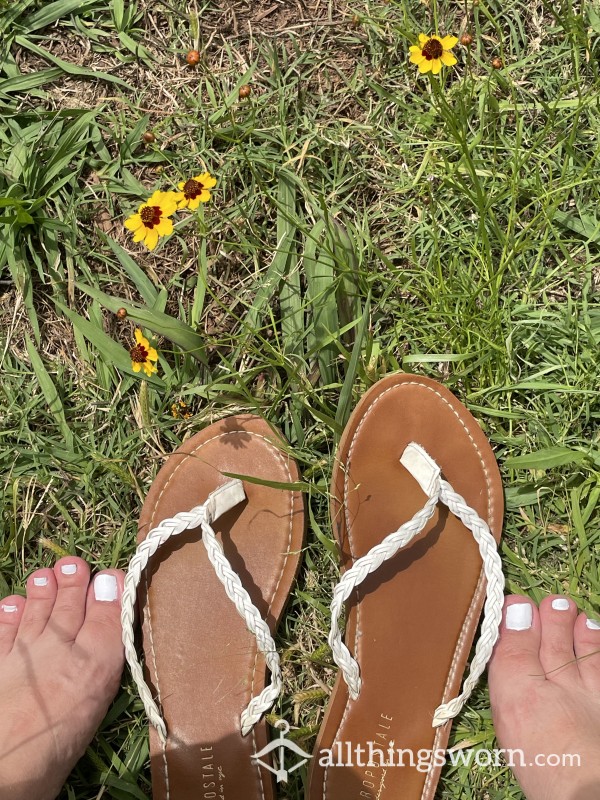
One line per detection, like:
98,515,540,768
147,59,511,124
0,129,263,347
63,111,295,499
20,0,99,33
0,68,63,95
335,294,370,430
75,282,209,365
14,37,133,89
55,300,164,386
504,447,589,470
25,336,75,449
304,221,339,385
99,233,159,305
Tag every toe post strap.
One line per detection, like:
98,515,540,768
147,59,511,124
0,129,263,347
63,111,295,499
330,442,505,727
123,478,283,744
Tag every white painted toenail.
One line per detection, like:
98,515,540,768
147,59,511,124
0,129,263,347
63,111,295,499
506,603,533,630
94,574,118,602
586,618,600,630
33,576,48,586
552,598,570,611
1,605,18,613
61,564,77,575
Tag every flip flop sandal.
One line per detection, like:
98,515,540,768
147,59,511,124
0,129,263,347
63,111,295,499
307,373,504,800
121,414,305,800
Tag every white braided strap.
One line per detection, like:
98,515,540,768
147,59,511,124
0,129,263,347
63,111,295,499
330,442,504,728
122,479,283,744
431,478,504,726
328,491,439,698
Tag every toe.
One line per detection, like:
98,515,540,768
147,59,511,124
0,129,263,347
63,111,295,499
75,570,125,682
537,595,580,684
15,569,57,641
0,595,26,656
489,596,543,708
574,612,600,691
46,557,91,641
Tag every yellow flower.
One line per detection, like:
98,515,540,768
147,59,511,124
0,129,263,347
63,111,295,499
409,34,458,75
124,191,178,251
129,329,158,376
175,172,217,210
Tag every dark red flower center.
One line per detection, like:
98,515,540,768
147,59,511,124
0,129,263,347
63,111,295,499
183,178,204,200
140,205,162,228
422,38,443,60
130,344,149,363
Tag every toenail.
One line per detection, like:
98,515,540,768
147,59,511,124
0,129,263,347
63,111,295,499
586,618,600,630
33,576,48,586
551,598,570,611
1,604,18,613
506,603,533,630
61,564,77,575
94,574,118,602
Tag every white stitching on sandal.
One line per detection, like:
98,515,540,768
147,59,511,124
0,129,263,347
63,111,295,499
328,442,505,728
121,478,283,744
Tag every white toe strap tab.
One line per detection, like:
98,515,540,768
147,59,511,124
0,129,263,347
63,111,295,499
204,478,247,523
400,442,441,498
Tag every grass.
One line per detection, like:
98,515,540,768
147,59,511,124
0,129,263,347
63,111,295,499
1,0,599,797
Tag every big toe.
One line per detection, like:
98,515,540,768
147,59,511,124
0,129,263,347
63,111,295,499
75,570,125,688
488,596,544,729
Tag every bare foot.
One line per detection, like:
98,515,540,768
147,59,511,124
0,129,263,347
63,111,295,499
489,594,600,800
0,557,125,800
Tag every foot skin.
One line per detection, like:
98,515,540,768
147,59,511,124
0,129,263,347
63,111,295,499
0,558,125,800
489,594,600,800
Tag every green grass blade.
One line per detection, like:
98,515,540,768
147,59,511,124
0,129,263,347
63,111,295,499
335,294,370,431
14,37,133,89
25,335,75,449
304,220,339,384
20,0,99,33
99,233,159,305
278,174,303,358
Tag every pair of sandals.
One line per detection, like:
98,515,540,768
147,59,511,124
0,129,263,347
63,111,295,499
121,373,504,800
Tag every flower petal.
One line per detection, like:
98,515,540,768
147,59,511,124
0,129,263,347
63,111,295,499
124,214,143,231
441,36,458,50
159,192,179,216
135,329,144,344
188,196,201,210
177,199,189,210
418,33,429,45
431,58,443,74
410,52,426,64
146,346,158,362
155,218,173,236
132,362,142,372
198,172,217,188
133,226,147,242
409,45,422,54
441,51,457,66
419,58,433,73
143,361,157,376
177,181,185,190
145,228,159,250
147,190,164,206
199,190,211,203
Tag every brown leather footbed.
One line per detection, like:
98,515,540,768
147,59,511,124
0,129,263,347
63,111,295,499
137,415,305,800
307,374,503,800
